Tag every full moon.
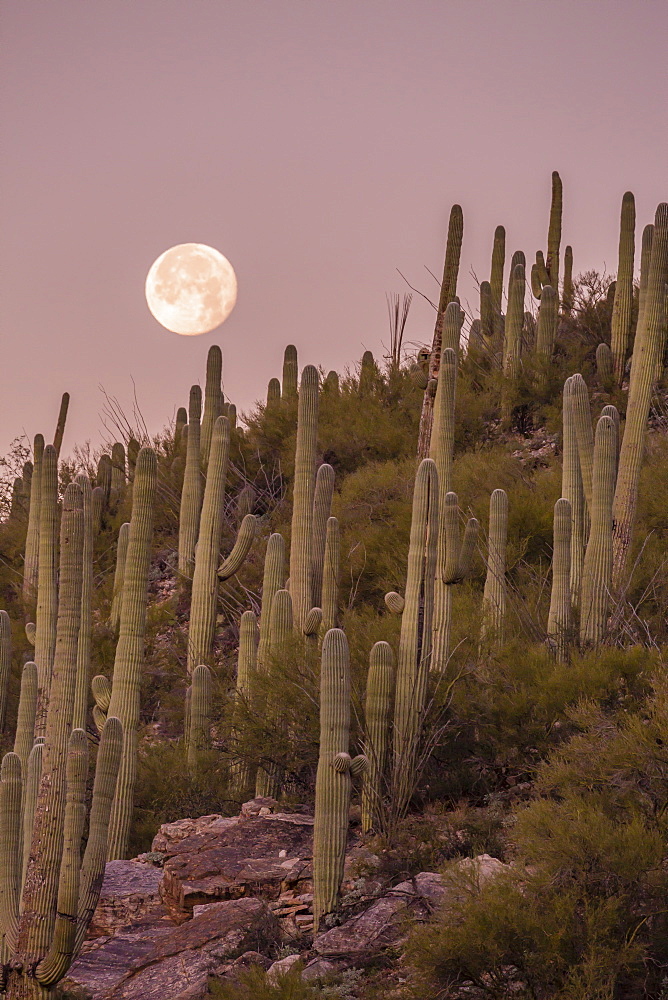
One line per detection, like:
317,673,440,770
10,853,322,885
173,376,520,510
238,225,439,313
145,243,237,336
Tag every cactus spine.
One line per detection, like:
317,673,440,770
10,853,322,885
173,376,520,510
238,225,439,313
313,628,366,930
613,204,668,586
321,517,340,632
417,205,464,458
107,448,157,860
187,664,212,768
178,385,202,578
547,498,572,662
34,445,59,737
610,192,636,384
110,522,130,632
581,415,617,645
392,459,438,810
23,434,44,602
187,416,231,674
361,641,395,835
481,489,508,645
289,365,320,632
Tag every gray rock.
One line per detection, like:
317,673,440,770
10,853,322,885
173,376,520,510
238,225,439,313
88,861,163,939
266,953,302,982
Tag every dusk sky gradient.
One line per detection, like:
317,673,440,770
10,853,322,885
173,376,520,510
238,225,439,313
1,1,667,457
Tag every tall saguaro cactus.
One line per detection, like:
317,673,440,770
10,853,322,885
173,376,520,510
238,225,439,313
417,205,464,458
178,385,202,578
187,416,230,674
72,475,93,731
200,345,224,466
321,517,340,632
361,641,395,835
490,225,506,337
610,192,636,384
313,628,367,930
107,448,157,860
289,365,320,632
110,522,130,632
547,498,572,662
311,463,335,609
613,204,668,586
432,493,479,672
545,171,562,289
34,445,59,737
282,345,298,400
392,459,438,811
581,415,617,646
562,379,586,607
52,392,70,457
480,489,508,646
23,434,44,602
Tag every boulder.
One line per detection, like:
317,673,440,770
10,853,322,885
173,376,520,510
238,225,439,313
159,813,317,922
266,953,302,982
65,897,277,1000
88,860,164,938
313,858,508,959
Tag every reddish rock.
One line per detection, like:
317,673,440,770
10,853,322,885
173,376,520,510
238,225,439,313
159,813,317,922
88,861,163,938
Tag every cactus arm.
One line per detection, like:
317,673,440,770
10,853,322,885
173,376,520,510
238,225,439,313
546,171,562,289
73,475,93,731
13,662,38,773
109,522,130,631
610,192,636,384
200,345,224,466
282,345,298,399
257,533,285,672
581,416,617,645
311,464,335,609
178,385,203,578
481,489,508,646
361,641,395,834
187,665,212,768
547,499,572,662
23,434,45,602
52,392,70,457
73,716,123,959
0,611,11,734
218,514,257,581
34,445,59,737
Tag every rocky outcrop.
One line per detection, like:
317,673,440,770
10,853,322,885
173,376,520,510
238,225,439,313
65,897,277,1000
159,811,317,922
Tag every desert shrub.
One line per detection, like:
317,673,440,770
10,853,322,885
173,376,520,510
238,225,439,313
209,964,365,1000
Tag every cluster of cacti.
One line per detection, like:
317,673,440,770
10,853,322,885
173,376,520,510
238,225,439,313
0,481,123,998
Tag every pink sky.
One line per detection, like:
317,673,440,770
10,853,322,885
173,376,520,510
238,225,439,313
1,1,667,458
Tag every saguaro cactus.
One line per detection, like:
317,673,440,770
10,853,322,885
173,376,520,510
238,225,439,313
547,498,572,662
503,264,526,380
107,448,157,860
256,533,286,672
581,415,617,646
110,441,126,501
178,385,202,578
361,641,395,835
610,192,636,384
417,205,464,458
282,345,298,400
613,204,668,586
0,611,10,733
231,610,258,793
13,661,38,772
562,378,586,608
432,493,479,672
109,522,130,632
311,463,335,609
200,345,224,466
187,416,231,674
289,365,320,632
546,171,562,289
72,475,93,731
392,459,438,811
321,517,340,632
480,489,508,645
490,225,506,338
569,374,595,513
187,664,212,768
255,588,294,799
535,285,558,361
480,280,494,343
34,445,59,737
562,245,574,315
313,628,367,930
637,223,654,333
23,434,44,602
52,392,70,456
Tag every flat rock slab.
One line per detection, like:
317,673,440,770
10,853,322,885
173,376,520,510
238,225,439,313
66,897,277,1000
89,860,164,938
159,813,317,922
151,813,234,852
